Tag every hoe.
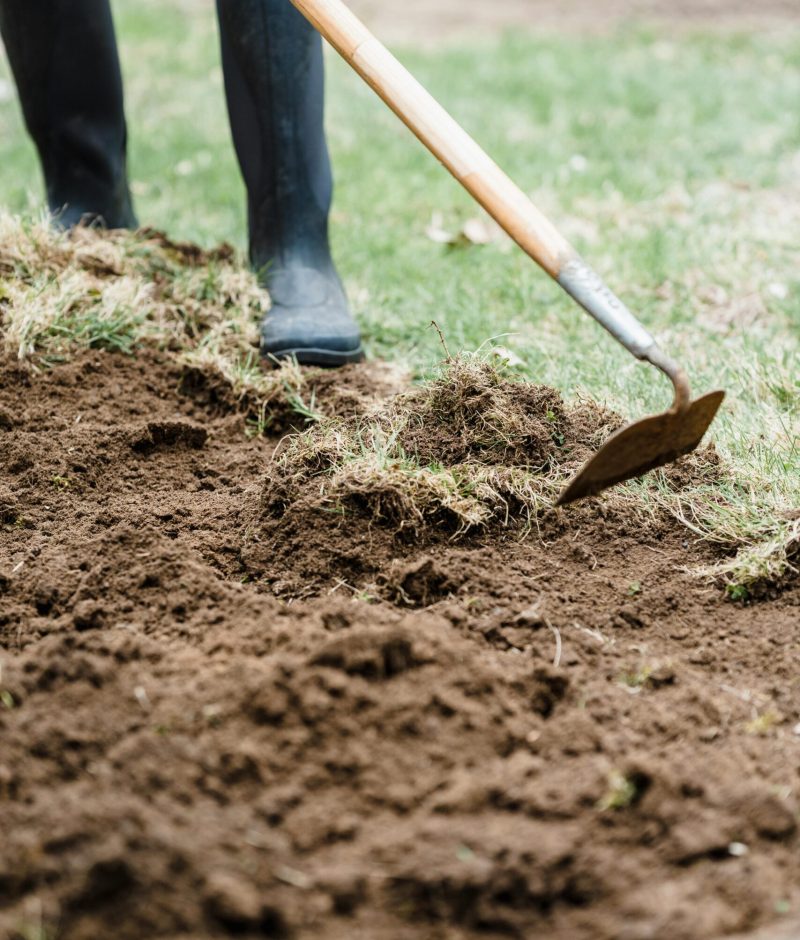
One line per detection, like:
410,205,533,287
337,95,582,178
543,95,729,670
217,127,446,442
290,0,726,505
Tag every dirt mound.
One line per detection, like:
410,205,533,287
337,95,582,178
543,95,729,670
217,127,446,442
251,355,721,598
395,357,594,468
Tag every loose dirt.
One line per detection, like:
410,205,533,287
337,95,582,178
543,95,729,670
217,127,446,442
1,338,799,940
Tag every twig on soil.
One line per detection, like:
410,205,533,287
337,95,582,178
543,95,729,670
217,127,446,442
719,682,769,708
429,320,452,359
642,544,670,557
274,865,312,890
330,577,356,595
329,577,376,603
545,617,562,668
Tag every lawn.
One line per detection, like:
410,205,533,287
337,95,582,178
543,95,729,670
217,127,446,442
0,0,797,587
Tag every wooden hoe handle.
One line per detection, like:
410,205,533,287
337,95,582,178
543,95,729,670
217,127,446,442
291,0,572,277
290,0,692,406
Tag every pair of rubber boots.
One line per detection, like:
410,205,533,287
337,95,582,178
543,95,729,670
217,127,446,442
0,0,362,367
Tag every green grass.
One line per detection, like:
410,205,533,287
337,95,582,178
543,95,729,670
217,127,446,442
0,2,797,589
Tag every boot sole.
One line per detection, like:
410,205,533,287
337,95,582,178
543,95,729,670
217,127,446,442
263,345,365,368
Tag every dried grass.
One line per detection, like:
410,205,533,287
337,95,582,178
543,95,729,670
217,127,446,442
263,354,608,537
0,212,310,418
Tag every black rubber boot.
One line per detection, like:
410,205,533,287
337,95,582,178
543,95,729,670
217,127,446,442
0,0,136,229
216,0,363,366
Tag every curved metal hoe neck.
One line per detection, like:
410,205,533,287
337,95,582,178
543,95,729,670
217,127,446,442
645,346,692,414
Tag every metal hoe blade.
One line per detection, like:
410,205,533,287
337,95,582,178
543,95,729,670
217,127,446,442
557,389,726,506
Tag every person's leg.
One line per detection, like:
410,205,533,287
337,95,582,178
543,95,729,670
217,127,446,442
0,0,136,228
216,0,362,366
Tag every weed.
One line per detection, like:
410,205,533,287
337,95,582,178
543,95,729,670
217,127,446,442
619,665,653,691
245,402,271,439
47,305,142,354
202,703,223,727
14,921,55,940
744,710,782,736
726,583,750,603
598,770,640,811
283,382,321,424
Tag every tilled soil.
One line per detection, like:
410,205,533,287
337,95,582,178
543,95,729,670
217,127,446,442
1,348,799,940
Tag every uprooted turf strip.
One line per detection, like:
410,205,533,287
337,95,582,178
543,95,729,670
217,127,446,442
0,214,795,595
0,213,322,429
265,357,630,535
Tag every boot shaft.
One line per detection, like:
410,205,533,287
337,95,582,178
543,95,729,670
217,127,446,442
0,0,136,228
216,0,334,276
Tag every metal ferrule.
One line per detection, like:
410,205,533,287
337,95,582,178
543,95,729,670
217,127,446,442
558,257,691,412
557,257,655,358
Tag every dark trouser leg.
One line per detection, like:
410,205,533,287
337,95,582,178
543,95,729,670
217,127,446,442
216,0,362,366
0,0,136,228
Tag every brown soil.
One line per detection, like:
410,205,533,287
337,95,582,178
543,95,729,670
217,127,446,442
1,346,799,940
